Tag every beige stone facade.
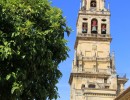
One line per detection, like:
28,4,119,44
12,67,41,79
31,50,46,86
69,0,128,100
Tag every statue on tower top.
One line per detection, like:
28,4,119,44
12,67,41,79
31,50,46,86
81,0,86,10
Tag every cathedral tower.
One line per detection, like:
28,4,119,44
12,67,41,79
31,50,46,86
69,0,128,100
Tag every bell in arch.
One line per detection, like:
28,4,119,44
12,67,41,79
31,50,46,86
101,24,106,34
92,26,97,31
91,19,98,33
91,0,96,7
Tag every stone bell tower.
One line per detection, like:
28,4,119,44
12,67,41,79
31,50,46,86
69,0,128,100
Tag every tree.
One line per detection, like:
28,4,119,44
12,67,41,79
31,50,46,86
0,0,71,99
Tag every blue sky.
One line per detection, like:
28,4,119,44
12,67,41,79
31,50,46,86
51,0,130,100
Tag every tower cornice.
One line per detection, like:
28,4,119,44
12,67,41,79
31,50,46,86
76,10,111,27
79,10,110,15
74,34,112,49
69,73,111,85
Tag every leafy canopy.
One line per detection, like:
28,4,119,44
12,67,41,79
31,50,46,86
0,0,70,99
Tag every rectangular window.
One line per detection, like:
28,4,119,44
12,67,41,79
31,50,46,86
89,84,96,88
104,78,107,83
82,23,87,33
105,86,109,89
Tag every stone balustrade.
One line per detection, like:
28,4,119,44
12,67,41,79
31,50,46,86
78,33,111,38
72,67,112,75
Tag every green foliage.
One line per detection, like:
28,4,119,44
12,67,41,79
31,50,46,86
0,0,70,99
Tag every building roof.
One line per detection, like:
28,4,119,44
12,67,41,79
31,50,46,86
115,87,130,100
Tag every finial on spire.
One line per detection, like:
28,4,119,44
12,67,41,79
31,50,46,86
108,3,110,10
80,0,82,10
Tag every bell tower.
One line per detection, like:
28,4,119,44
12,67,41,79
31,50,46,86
69,0,128,100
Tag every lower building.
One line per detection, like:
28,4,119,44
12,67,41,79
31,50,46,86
115,87,130,100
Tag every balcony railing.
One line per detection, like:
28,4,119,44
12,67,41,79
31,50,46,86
97,83,111,89
83,88,116,95
82,57,110,61
79,10,111,16
74,88,116,96
78,33,111,38
72,67,112,75
83,68,111,74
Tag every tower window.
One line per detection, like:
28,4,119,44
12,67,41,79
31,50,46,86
105,86,109,89
82,23,88,33
91,0,96,7
81,84,85,89
101,24,106,34
88,84,95,88
104,78,107,83
91,19,98,34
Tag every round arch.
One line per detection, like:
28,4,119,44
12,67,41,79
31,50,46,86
91,18,98,33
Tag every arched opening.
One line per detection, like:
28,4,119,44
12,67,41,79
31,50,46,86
91,19,98,34
104,78,107,83
88,84,96,88
101,24,106,34
82,23,88,33
90,0,96,8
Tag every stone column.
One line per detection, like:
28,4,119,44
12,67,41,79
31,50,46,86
98,17,101,34
87,0,90,10
88,17,91,34
97,0,100,11
107,17,110,35
120,84,124,93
